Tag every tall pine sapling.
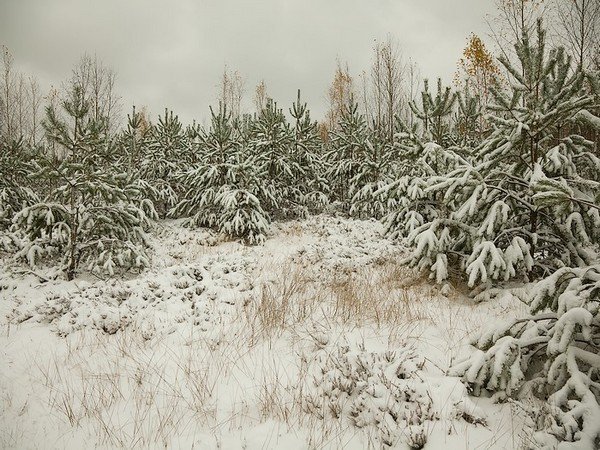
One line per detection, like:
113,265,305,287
405,21,600,289
448,21,600,448
12,85,155,279
173,104,269,243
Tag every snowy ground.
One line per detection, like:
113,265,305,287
0,216,531,449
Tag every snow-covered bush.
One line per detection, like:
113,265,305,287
304,342,438,448
451,265,600,448
10,85,155,279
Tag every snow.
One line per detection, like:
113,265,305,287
1,216,531,449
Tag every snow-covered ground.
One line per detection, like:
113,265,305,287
0,216,531,449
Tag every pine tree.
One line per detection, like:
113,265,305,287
433,22,600,447
289,90,329,213
451,266,600,448
11,85,155,280
326,96,375,214
455,82,485,147
379,79,463,244
405,21,600,289
408,78,457,146
173,104,269,244
0,137,38,233
138,109,189,217
248,98,302,218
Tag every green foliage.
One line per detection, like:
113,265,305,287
10,85,155,279
395,21,600,289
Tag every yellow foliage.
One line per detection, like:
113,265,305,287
454,33,503,98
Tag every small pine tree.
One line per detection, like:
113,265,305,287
438,22,600,448
326,96,376,214
408,78,457,146
11,85,155,279
379,79,463,244
173,104,269,244
138,109,189,217
289,90,329,213
0,138,39,233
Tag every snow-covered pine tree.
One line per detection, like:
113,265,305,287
0,137,39,233
173,104,269,244
409,78,457,147
348,129,392,219
378,79,462,245
289,90,329,213
443,22,600,447
119,105,149,171
326,96,384,216
11,85,155,280
456,82,485,147
248,97,302,218
451,265,600,448
138,109,189,217
405,21,600,289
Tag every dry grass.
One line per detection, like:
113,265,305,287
241,259,435,348
1,252,526,449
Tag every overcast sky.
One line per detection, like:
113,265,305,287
1,0,497,125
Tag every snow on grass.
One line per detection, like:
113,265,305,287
0,215,529,449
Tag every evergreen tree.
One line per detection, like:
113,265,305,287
0,137,38,233
289,90,329,213
451,265,600,448
408,78,457,146
404,21,600,289
138,109,189,217
431,22,600,447
11,85,155,280
173,104,269,244
379,79,464,243
326,97,375,214
455,82,485,147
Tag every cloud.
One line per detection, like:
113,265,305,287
0,0,496,124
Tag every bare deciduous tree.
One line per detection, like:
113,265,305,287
218,65,245,118
323,60,354,137
254,79,268,113
69,54,122,134
373,37,405,141
1,45,15,141
555,0,600,69
27,76,42,147
487,0,548,63
1,46,43,145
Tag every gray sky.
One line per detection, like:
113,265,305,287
1,0,497,125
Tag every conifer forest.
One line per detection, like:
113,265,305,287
1,1,600,448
